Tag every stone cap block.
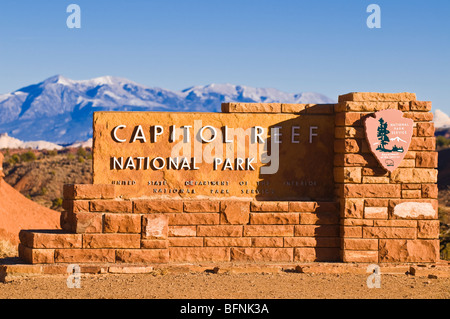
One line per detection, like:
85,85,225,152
221,102,281,113
338,92,417,102
63,184,116,200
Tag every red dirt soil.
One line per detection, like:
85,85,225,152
0,172,61,245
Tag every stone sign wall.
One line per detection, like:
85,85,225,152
17,93,441,265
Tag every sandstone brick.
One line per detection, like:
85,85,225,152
90,200,132,213
379,239,439,262
142,214,168,239
168,226,197,237
244,225,294,237
19,230,82,249
141,239,169,249
197,225,243,237
183,200,220,213
166,213,219,225
398,159,416,168
116,249,169,263
334,139,360,153
410,101,432,111
63,184,115,200
316,202,339,213
364,207,388,219
169,247,230,262
341,219,373,227
403,112,433,122
219,201,250,224
284,237,340,248
70,212,103,233
417,220,440,239
422,184,438,199
401,190,421,199
54,248,115,263
295,225,339,237
168,237,204,247
335,112,363,126
294,247,340,262
363,227,416,239
342,184,401,198
103,213,141,233
334,154,378,167
62,200,90,213
342,238,378,250
398,101,410,111
250,201,289,212
19,245,54,264
230,248,293,262
221,102,281,113
288,201,318,212
299,212,339,225
205,237,251,247
390,200,438,219
362,167,389,176
373,220,417,227
251,237,284,247
342,250,378,263
340,226,362,238
305,104,334,114
335,101,400,112
416,122,435,137
409,137,435,151
364,199,389,207
82,234,140,249
340,198,364,218
401,183,422,190
338,92,416,102
362,176,390,184
133,200,183,214
415,152,438,168
281,103,307,113
250,213,299,224
334,167,361,183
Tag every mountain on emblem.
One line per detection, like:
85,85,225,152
365,109,413,172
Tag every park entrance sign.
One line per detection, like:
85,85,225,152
92,112,335,200
18,93,440,266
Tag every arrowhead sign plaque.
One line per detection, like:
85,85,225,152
364,109,414,172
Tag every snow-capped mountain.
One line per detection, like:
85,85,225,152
434,109,450,128
0,133,62,150
0,75,335,144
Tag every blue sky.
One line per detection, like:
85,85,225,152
0,0,449,113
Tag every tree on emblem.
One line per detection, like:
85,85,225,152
376,118,390,152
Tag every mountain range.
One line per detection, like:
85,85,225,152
0,75,335,145
0,75,449,148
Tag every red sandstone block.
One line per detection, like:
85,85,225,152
342,238,378,250
338,92,416,102
335,101,400,112
62,199,90,213
250,201,289,212
284,237,340,248
410,101,432,112
166,213,219,225
341,184,401,198
19,230,82,249
250,213,299,225
363,227,416,239
422,184,438,199
379,239,439,262
341,219,373,227
219,201,250,224
54,248,115,263
141,239,169,249
416,122,435,137
82,234,141,249
251,237,284,247
204,237,251,247
342,250,378,263
403,112,433,122
299,212,339,225
316,202,339,213
409,137,436,151
288,202,317,212
364,207,388,219
340,226,363,238
103,213,141,233
340,198,364,219
364,198,389,206
116,249,169,263
281,103,307,113
335,112,363,126
401,190,421,199
90,200,133,213
183,200,220,213
294,247,340,262
71,212,103,233
390,168,437,184
230,248,293,262
168,226,197,237
197,225,243,237
417,220,440,239
221,102,282,113
334,153,378,167
244,225,294,237
294,225,340,237
362,167,389,176
373,220,417,228
415,152,438,168
168,237,204,247
19,245,54,264
142,214,168,239
63,184,115,200
169,247,230,262
305,104,334,114
401,184,422,190
133,200,183,214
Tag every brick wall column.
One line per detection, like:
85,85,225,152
335,92,439,263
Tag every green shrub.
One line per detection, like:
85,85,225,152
77,147,87,158
436,136,450,148
52,197,63,208
20,151,37,162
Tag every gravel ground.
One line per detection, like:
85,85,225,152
0,272,449,299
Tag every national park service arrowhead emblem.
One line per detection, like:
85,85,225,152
365,109,414,172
